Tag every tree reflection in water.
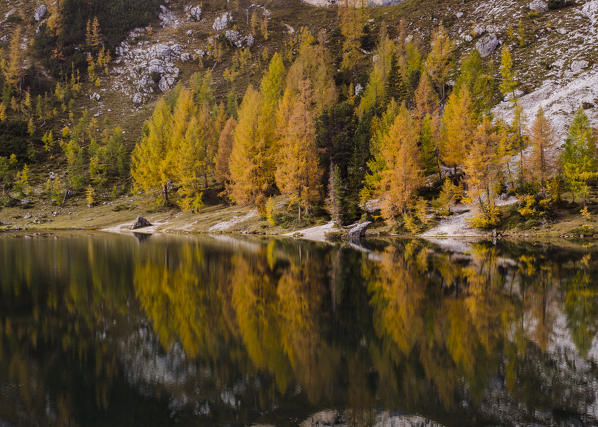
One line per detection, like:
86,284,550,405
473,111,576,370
0,233,598,425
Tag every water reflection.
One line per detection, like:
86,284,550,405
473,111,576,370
0,233,598,425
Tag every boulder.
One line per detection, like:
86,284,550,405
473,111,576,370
90,92,101,101
212,12,232,31
180,52,191,62
345,221,371,239
132,93,143,104
529,0,548,12
34,5,47,21
131,216,152,230
185,5,202,21
476,33,499,58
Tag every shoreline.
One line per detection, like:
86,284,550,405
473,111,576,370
2,196,598,246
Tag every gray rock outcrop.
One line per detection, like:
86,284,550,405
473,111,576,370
112,30,185,103
476,33,499,58
345,221,371,239
213,12,232,31
185,5,202,21
34,5,47,21
225,30,255,48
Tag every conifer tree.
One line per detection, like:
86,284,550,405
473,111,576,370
250,11,259,36
90,17,103,50
0,154,17,195
454,50,495,117
361,99,400,202
357,22,396,116
327,163,344,225
425,25,453,100
229,86,272,210
464,116,499,209
376,104,423,222
3,26,23,90
440,87,476,172
561,108,598,205
216,117,237,185
500,45,517,101
275,79,323,220
509,101,528,185
131,98,174,203
261,15,269,40
414,71,438,119
529,107,557,194
339,2,366,74
420,113,440,177
285,29,337,114
175,105,217,211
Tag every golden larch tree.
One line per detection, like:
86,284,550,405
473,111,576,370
131,98,174,203
215,117,237,185
440,87,476,172
229,86,273,210
414,71,438,120
529,107,557,193
377,104,423,222
2,26,24,90
275,79,323,220
425,25,453,100
463,116,499,209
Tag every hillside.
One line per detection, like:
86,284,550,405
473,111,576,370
1,0,598,239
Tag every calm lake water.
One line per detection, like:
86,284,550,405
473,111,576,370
1,232,598,426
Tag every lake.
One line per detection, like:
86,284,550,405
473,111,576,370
0,232,597,426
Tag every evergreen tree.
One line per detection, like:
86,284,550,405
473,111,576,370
425,25,453,100
414,71,438,120
131,98,174,203
229,86,273,210
561,108,597,205
361,99,400,202
357,23,396,117
215,117,237,185
2,26,24,90
529,107,557,194
499,45,517,101
464,116,499,209
376,104,423,222
339,2,366,74
420,113,440,177
440,87,476,172
454,50,495,117
175,105,217,211
275,79,323,220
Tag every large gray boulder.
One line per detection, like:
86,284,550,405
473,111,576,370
185,5,202,21
131,216,152,230
34,5,47,21
212,12,232,31
476,33,499,58
345,221,371,239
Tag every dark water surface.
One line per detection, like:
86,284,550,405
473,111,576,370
1,232,598,426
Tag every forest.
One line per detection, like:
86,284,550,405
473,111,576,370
0,2,596,235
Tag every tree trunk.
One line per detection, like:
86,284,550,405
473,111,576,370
298,204,301,221
162,184,169,205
